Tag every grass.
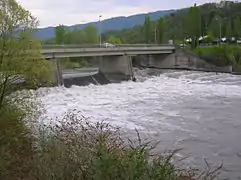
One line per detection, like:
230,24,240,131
190,45,241,68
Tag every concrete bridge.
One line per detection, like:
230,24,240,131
41,44,176,85
41,44,175,57
41,44,232,87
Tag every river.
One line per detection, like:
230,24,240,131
36,69,241,179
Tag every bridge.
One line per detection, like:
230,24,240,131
41,44,176,86
41,44,175,58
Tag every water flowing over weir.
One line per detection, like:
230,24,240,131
35,69,241,179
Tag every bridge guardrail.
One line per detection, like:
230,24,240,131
42,44,175,49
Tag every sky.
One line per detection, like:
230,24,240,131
17,0,224,28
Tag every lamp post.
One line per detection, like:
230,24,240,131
99,15,102,47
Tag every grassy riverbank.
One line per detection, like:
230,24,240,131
190,45,241,70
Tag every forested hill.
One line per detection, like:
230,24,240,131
34,9,175,40
103,1,241,44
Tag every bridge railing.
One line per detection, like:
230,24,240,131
42,44,175,49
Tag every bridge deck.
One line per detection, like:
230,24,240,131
41,45,175,58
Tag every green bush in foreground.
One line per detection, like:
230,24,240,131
35,113,222,180
1,110,222,180
34,114,182,180
0,104,36,180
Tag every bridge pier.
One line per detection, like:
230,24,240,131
52,58,64,86
99,55,134,82
148,53,177,69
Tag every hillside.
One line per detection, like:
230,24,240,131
103,1,241,44
34,9,175,40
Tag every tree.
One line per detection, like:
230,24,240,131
157,17,165,43
143,15,151,44
226,18,233,37
64,28,83,44
0,1,53,178
186,4,201,48
107,35,122,44
233,16,241,37
55,24,66,44
81,25,98,44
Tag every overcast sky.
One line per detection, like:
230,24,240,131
17,0,224,27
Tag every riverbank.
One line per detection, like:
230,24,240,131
189,45,241,73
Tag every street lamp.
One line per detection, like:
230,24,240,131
99,15,102,47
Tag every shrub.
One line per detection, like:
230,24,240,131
1,107,223,180
192,45,233,67
30,112,221,180
0,104,36,180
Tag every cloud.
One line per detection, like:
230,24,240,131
17,0,228,28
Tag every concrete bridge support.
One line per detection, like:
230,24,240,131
99,55,134,82
149,54,177,69
52,58,64,86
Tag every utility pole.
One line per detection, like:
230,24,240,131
99,15,102,47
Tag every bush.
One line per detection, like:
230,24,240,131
33,113,180,180
1,109,222,180
232,48,241,72
0,104,36,180
29,112,221,180
192,45,233,67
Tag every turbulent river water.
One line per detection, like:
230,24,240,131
36,69,241,179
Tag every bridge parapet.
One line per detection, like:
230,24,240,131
41,45,175,58
42,44,175,49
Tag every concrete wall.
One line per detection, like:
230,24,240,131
147,49,232,73
63,71,109,88
99,55,134,82
149,54,176,68
52,58,64,86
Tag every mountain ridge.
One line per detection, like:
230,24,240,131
34,9,176,40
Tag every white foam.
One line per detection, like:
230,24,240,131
35,71,241,132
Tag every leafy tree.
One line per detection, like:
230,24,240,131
0,0,53,178
143,15,152,44
55,25,66,44
64,28,83,44
225,18,233,37
81,25,98,44
157,18,165,43
204,33,214,43
233,16,241,37
186,4,201,48
107,35,122,44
